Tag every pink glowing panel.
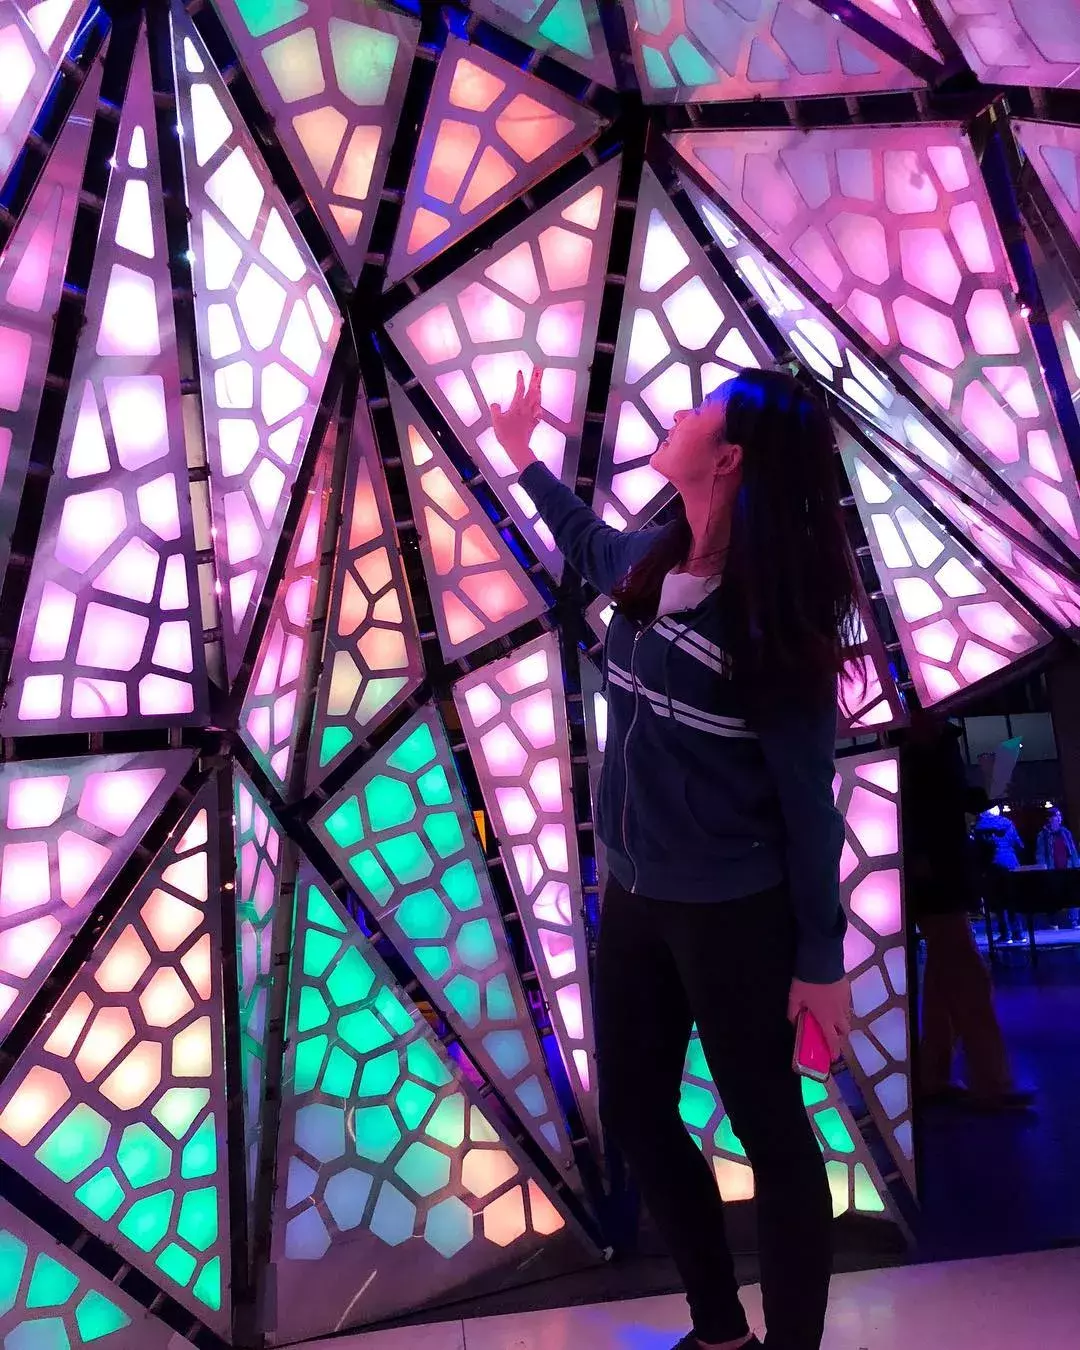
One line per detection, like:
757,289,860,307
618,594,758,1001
596,166,771,532
0,1,85,195
851,0,941,58
453,632,599,1148
388,382,546,663
173,12,343,683
468,0,615,87
1,35,207,733
672,126,1080,561
0,59,100,588
1015,122,1080,272
305,392,425,791
624,0,926,104
386,36,601,285
839,591,907,734
211,0,418,281
841,429,1050,706
241,438,330,794
387,159,619,579
933,0,1080,88
0,785,231,1331
834,748,913,1191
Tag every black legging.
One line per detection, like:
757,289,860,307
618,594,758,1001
596,878,833,1350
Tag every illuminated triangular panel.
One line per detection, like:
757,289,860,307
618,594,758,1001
271,866,580,1342
310,707,577,1177
304,392,424,791
0,751,194,1046
1015,120,1080,253
623,0,924,103
672,126,1080,560
840,429,1051,706
387,158,620,579
388,381,547,662
596,164,771,531
0,1,86,192
172,10,343,682
840,595,907,735
851,0,941,57
0,786,232,1332
240,431,331,794
0,1194,197,1349
0,57,100,587
1,27,208,734
386,35,603,284
453,633,599,1147
211,0,419,282
932,0,1080,89
468,0,616,87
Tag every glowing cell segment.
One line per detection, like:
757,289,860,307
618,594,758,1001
0,788,231,1331
1,35,207,733
272,867,572,1340
454,634,598,1146
389,383,546,663
312,708,575,1176
0,0,85,196
933,0,1080,88
174,11,343,682
388,159,619,578
211,0,418,278
305,393,424,790
468,0,615,86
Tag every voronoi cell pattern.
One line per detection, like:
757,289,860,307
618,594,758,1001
469,0,616,86
0,1,87,191
932,0,1080,90
271,867,573,1343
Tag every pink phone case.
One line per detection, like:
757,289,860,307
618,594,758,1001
793,1009,832,1082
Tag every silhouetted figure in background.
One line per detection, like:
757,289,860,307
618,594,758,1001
1035,808,1080,929
973,806,1026,944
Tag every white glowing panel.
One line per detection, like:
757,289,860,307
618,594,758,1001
933,0,1080,89
0,1,85,194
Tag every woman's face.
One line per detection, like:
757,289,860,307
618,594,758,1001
650,394,737,494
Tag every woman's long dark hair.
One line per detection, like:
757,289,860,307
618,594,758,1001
612,368,860,706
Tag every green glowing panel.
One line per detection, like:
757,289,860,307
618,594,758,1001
312,707,574,1174
234,0,309,38
470,0,615,85
330,19,398,105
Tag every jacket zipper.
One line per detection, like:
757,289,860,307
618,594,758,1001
620,623,649,894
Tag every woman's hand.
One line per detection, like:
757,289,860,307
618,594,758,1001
489,367,543,473
788,976,851,1062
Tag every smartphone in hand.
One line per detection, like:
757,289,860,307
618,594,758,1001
792,1007,833,1083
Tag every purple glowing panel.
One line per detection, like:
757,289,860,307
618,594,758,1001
172,9,343,683
240,435,330,793
840,596,907,735
1015,121,1080,254
389,381,548,663
453,632,600,1147
932,0,1080,89
387,158,619,580
0,786,232,1332
672,126,1080,560
596,165,770,532
305,392,424,791
0,1,86,193
624,0,925,104
835,748,912,1190
211,0,418,283
386,35,603,286
0,58,100,587
1,29,208,734
840,427,1051,705
469,0,615,86
0,750,193,1047
310,706,577,1178
851,0,941,57
271,865,580,1342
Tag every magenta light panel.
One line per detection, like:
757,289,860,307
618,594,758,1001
389,381,548,663
453,633,599,1146
0,786,232,1332
387,158,620,579
386,35,603,285
672,126,1080,561
839,599,907,735
0,751,193,1046
310,707,577,1178
853,0,941,57
1014,120,1080,256
932,0,1080,89
0,1,87,192
270,865,579,1342
0,58,100,587
469,0,615,86
841,428,1051,705
172,8,343,683
596,164,770,531
623,0,925,104
211,0,419,283
1,27,208,734
305,392,425,790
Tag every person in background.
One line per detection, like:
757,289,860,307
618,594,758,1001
900,711,1033,1111
1035,808,1080,928
973,805,1026,944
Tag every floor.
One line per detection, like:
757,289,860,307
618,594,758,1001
286,1247,1080,1349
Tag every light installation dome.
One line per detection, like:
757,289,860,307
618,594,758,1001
0,0,1076,1342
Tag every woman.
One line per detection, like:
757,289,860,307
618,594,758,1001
490,367,855,1350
